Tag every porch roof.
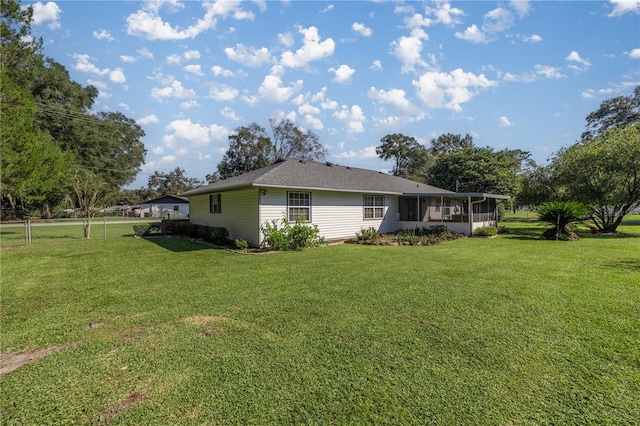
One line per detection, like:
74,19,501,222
401,192,511,200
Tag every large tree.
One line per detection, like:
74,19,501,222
0,71,73,217
376,133,430,180
215,120,325,179
429,133,474,156
427,146,525,195
145,167,203,200
553,124,640,232
581,85,640,140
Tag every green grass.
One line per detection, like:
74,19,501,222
1,219,639,424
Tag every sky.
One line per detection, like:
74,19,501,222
26,0,640,189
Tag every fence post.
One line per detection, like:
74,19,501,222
25,219,32,245
104,215,107,240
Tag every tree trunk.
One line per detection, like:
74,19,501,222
83,221,91,239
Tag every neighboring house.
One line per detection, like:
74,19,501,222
139,195,189,219
183,159,509,247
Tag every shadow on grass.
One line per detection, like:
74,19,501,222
604,259,640,272
141,237,219,253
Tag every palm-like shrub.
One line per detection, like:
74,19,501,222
535,201,588,240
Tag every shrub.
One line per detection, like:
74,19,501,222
261,216,323,251
235,238,249,250
133,223,162,237
536,201,587,241
356,227,380,241
473,226,498,237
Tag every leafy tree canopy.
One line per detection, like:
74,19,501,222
215,119,326,179
376,133,430,180
429,133,474,156
582,85,640,140
145,168,204,200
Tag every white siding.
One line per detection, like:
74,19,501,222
189,188,260,246
139,203,189,218
258,189,401,242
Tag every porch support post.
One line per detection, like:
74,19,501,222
468,196,473,235
440,196,444,223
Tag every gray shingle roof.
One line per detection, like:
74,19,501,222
183,159,454,196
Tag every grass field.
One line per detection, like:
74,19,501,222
1,219,639,424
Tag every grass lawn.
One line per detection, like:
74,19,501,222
1,219,639,424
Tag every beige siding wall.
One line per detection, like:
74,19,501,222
259,189,401,242
189,188,260,246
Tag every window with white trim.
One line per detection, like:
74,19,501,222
209,193,221,214
364,195,384,219
288,192,310,222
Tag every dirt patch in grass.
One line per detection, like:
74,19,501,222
0,343,77,378
87,392,148,424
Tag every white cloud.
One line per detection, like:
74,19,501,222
333,104,367,134
121,55,137,63
118,103,130,110
303,114,324,130
368,87,417,113
29,1,61,29
281,26,335,69
413,68,496,111
257,68,303,103
608,0,640,17
630,48,640,59
509,0,530,17
184,64,204,76
321,4,334,13
370,60,383,71
93,29,114,41
299,103,320,115
566,50,591,69
137,47,154,59
209,83,239,101
109,68,126,84
499,116,513,127
225,43,272,67
220,106,242,121
352,22,373,37
455,24,487,44
180,100,201,109
164,119,229,149
138,114,159,125
534,64,565,79
151,79,197,102
425,2,465,26
212,65,234,77
391,28,429,72
334,145,378,159
278,32,294,47
152,146,164,155
483,8,515,33
184,50,201,60
329,65,355,83
521,34,542,43
126,1,254,40
73,54,109,75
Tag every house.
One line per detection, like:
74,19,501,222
183,159,509,247
139,195,189,219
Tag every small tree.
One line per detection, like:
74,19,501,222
72,169,112,239
535,201,588,241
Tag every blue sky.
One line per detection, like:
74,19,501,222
27,0,640,189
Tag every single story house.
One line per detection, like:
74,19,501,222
183,159,509,247
139,195,189,219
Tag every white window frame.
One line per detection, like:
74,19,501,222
364,195,384,220
288,192,311,222
209,193,221,214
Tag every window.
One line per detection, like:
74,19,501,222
288,192,310,221
173,205,179,211
364,195,384,219
209,193,221,214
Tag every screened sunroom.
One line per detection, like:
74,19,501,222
397,193,510,235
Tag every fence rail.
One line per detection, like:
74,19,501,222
0,218,159,248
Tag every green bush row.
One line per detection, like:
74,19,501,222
473,226,498,237
261,216,324,251
132,223,162,237
171,222,230,245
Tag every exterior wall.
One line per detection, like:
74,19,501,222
189,188,260,246
139,203,189,218
258,188,401,243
